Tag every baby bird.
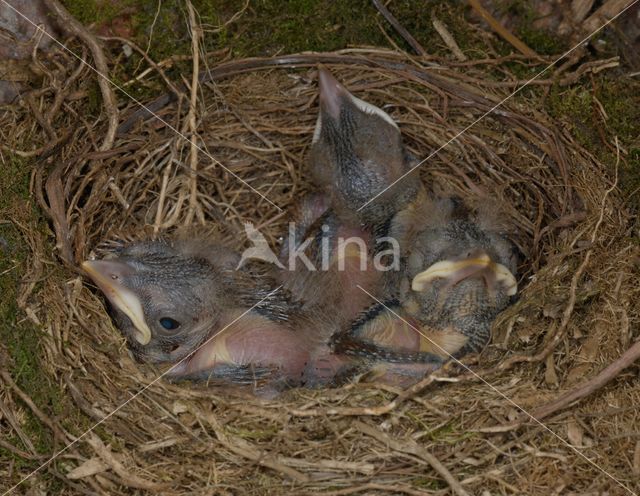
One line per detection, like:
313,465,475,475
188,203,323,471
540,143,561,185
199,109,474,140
332,197,519,386
310,68,422,235
280,69,425,322
271,68,430,381
277,69,414,329
82,238,354,396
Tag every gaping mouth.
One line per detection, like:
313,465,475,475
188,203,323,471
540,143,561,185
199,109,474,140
411,253,517,296
81,260,152,345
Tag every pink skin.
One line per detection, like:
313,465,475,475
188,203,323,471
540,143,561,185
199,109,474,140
168,315,310,384
305,350,353,385
333,225,382,322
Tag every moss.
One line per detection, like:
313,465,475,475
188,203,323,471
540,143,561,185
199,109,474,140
0,155,89,485
61,0,484,61
412,477,448,490
61,0,134,27
547,86,595,145
497,0,565,55
0,157,51,457
206,0,387,56
227,425,279,441
217,1,484,58
547,75,640,209
405,414,478,445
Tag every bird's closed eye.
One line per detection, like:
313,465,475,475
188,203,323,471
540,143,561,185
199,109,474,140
159,317,181,331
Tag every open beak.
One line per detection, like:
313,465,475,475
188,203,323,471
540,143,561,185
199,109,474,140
81,260,152,345
411,253,517,296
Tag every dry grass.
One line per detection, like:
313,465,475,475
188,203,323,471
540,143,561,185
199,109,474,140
1,21,639,496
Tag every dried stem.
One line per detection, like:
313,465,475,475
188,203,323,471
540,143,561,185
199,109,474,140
371,0,428,56
184,0,201,225
468,0,538,58
43,0,118,151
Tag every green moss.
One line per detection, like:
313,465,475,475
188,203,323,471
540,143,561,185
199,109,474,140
0,155,89,486
216,0,482,58
60,0,484,62
0,158,50,456
205,0,388,56
412,477,448,490
61,0,132,27
547,76,640,209
497,0,565,55
547,86,595,145
227,425,279,441
405,414,478,445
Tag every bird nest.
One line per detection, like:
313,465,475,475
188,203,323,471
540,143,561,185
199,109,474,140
3,44,639,495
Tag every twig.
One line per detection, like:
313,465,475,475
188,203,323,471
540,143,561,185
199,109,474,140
0,370,69,444
432,17,467,61
99,35,183,99
467,0,538,58
0,438,45,460
184,0,201,225
85,434,165,490
481,139,625,431
583,0,636,33
305,482,436,495
116,52,510,134
0,396,38,456
489,137,622,374
205,0,250,34
192,406,310,482
43,0,118,151
371,0,428,56
291,372,456,417
278,457,375,475
531,338,640,421
118,50,603,135
44,160,74,264
354,421,471,496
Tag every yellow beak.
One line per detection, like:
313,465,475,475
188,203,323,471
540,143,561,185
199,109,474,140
82,260,152,345
411,254,517,296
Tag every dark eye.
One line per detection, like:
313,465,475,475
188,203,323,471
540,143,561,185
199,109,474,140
159,317,181,331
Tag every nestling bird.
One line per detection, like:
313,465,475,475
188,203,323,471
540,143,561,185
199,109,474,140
279,68,426,323
289,70,519,386
273,68,433,382
309,68,422,235
277,68,420,329
332,196,519,386
82,237,356,396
